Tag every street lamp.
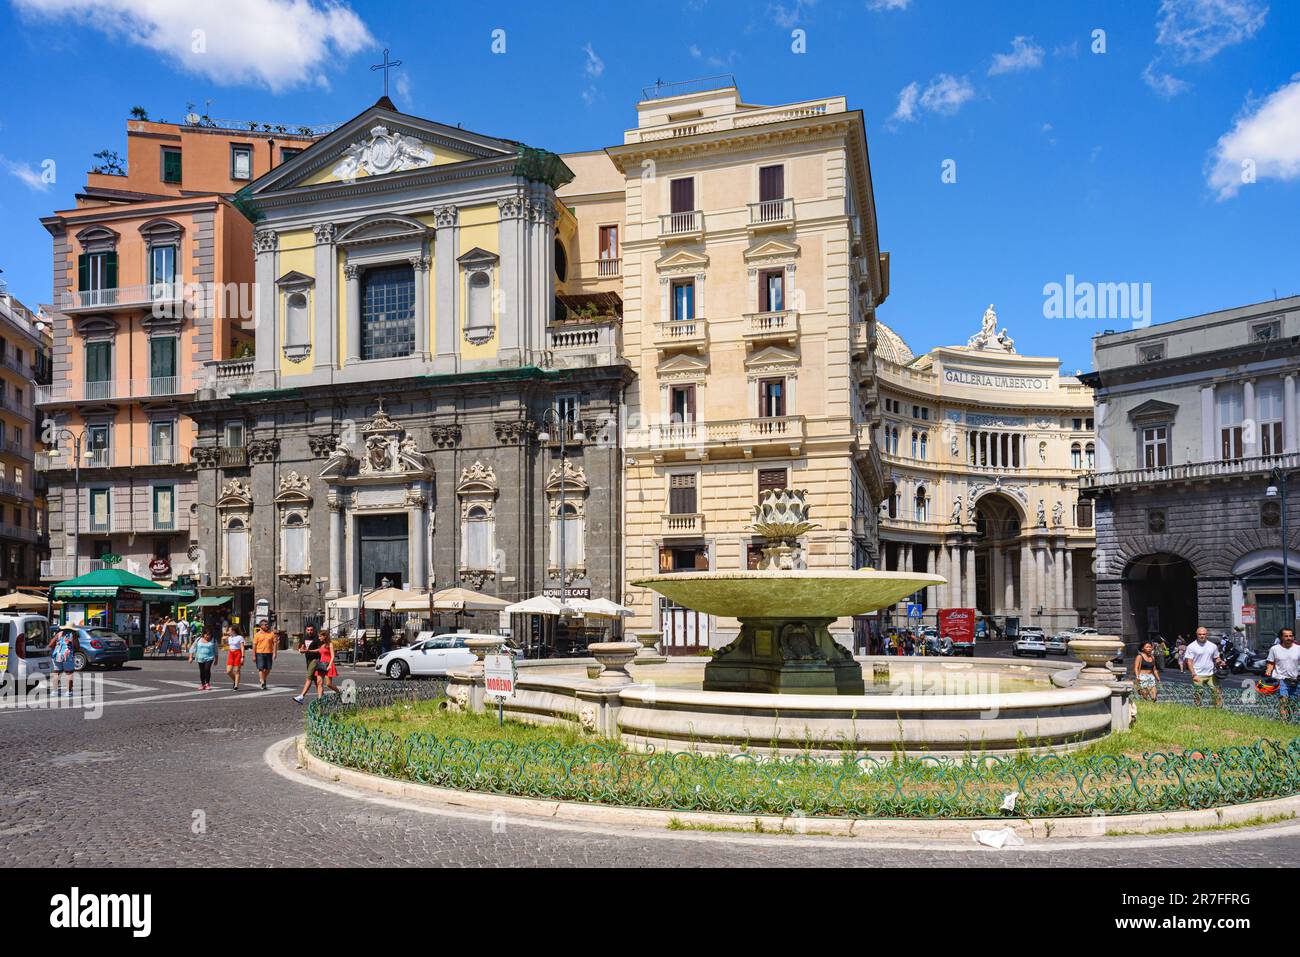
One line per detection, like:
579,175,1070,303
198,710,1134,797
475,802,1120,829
1265,467,1295,636
536,406,585,616
48,427,100,578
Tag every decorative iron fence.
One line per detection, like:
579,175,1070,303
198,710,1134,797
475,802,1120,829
306,684,1300,819
1152,680,1300,723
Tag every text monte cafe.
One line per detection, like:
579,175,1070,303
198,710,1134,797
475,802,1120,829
51,569,197,659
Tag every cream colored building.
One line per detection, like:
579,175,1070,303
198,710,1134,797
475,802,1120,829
561,82,889,651
875,308,1097,635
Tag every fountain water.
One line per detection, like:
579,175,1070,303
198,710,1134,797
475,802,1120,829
634,489,945,694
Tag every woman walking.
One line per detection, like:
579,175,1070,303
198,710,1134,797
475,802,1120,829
189,629,217,690
316,631,342,696
225,624,245,691
1133,640,1162,702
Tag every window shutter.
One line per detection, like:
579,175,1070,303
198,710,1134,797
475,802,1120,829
77,254,89,291
759,165,784,202
105,252,118,289
670,178,694,213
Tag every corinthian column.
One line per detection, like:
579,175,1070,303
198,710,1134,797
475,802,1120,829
327,495,344,598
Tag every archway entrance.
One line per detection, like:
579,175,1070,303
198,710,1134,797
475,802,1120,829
974,493,1022,619
1123,553,1197,643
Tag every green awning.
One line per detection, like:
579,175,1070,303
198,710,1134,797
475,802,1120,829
55,588,125,600
186,596,232,608
51,568,166,599
140,589,197,602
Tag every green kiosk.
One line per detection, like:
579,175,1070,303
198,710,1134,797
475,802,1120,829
51,567,197,659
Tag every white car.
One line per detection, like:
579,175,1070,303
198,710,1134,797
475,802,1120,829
1012,628,1047,658
0,614,53,691
376,633,499,679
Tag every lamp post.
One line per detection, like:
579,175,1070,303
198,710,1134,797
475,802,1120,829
1265,468,1296,636
536,406,586,618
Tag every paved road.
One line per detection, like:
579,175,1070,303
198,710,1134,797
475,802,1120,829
2,658,1297,867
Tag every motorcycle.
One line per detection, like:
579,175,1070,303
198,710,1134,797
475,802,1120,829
1230,646,1268,675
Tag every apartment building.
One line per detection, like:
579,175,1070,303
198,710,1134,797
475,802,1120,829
0,280,52,587
1082,295,1300,648
38,115,318,582
592,81,889,651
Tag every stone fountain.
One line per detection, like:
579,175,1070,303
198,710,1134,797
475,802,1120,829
634,489,945,695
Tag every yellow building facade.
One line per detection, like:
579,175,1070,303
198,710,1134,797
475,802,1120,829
565,84,889,650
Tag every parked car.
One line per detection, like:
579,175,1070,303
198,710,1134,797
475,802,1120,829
1012,627,1047,658
376,633,501,679
58,626,130,671
0,613,53,691
1045,631,1072,655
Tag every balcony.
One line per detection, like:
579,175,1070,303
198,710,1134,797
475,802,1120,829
578,257,621,279
37,375,192,405
0,478,24,499
217,445,249,468
38,445,192,471
661,513,705,537
0,391,32,417
0,439,33,461
0,523,37,542
58,282,185,314
635,415,806,461
626,96,845,145
653,318,708,353
544,320,622,369
747,198,794,230
0,352,29,375
1081,451,1300,493
41,557,111,580
742,310,799,347
658,210,703,241
851,321,873,359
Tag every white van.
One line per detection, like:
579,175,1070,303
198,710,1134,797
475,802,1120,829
0,614,53,691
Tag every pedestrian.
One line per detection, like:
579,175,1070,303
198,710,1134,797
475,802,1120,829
225,624,245,691
163,616,180,656
292,625,325,704
50,626,79,697
176,615,191,655
253,619,277,690
380,618,394,656
1265,628,1300,720
189,629,217,690
1184,627,1225,708
1175,634,1188,672
316,631,341,695
1133,640,1161,702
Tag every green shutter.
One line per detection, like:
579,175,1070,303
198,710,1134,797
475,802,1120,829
105,251,118,289
86,342,110,382
78,254,89,291
150,337,176,378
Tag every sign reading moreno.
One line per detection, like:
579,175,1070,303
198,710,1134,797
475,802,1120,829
944,369,1051,391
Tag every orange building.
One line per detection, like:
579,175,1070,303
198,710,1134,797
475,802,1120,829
38,116,319,590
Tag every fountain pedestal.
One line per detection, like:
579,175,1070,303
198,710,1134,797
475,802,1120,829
704,617,865,695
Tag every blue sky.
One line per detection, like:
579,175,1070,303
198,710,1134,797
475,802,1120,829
0,0,1297,373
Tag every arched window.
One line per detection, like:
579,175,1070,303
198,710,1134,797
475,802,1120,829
914,487,928,522
285,292,309,349
1071,442,1082,470
549,502,585,568
1084,442,1095,470
554,239,568,282
911,431,918,458
461,505,495,570
919,432,928,461
282,513,308,575
225,518,249,578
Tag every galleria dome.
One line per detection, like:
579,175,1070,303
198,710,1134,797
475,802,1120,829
874,320,915,367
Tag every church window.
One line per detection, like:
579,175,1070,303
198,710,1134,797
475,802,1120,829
361,264,415,360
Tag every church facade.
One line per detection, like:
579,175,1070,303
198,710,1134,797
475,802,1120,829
185,97,630,634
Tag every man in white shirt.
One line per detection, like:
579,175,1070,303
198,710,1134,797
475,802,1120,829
176,616,191,654
1265,628,1300,718
1184,627,1224,708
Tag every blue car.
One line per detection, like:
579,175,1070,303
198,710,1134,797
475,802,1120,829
59,626,130,671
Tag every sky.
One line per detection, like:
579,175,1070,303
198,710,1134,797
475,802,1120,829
0,0,1297,374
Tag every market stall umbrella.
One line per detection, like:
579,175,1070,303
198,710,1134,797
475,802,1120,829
358,587,421,611
429,587,511,612
0,591,49,610
503,595,566,616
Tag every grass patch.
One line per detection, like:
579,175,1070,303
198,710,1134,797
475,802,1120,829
343,698,601,750
666,816,831,836
1075,700,1299,758
1110,811,1296,837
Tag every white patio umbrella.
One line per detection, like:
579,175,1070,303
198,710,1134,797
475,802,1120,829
503,595,566,616
0,591,49,611
429,587,511,612
581,598,633,618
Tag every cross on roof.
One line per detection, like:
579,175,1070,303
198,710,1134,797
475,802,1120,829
371,48,403,97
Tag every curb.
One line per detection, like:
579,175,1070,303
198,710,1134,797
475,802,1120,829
292,736,1300,841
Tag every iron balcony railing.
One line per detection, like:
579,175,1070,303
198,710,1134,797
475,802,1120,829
1081,451,1300,491
58,281,183,312
37,375,192,405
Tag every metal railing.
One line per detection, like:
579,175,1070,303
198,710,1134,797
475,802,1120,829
1082,451,1300,491
41,557,111,579
629,96,841,143
58,282,183,312
37,375,192,404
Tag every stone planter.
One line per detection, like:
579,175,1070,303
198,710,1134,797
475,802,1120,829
634,631,667,664
463,636,505,677
587,641,640,685
1069,634,1125,682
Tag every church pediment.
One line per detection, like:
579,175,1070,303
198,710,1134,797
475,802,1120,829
247,98,521,194
743,237,800,263
654,249,710,273
334,214,430,248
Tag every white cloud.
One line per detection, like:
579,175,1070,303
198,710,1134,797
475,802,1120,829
1154,0,1268,64
890,74,975,125
14,0,373,93
0,156,50,192
1206,74,1300,200
1142,61,1192,97
582,42,604,79
988,36,1044,76
890,81,920,123
919,74,975,116
768,0,816,29
866,0,910,10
